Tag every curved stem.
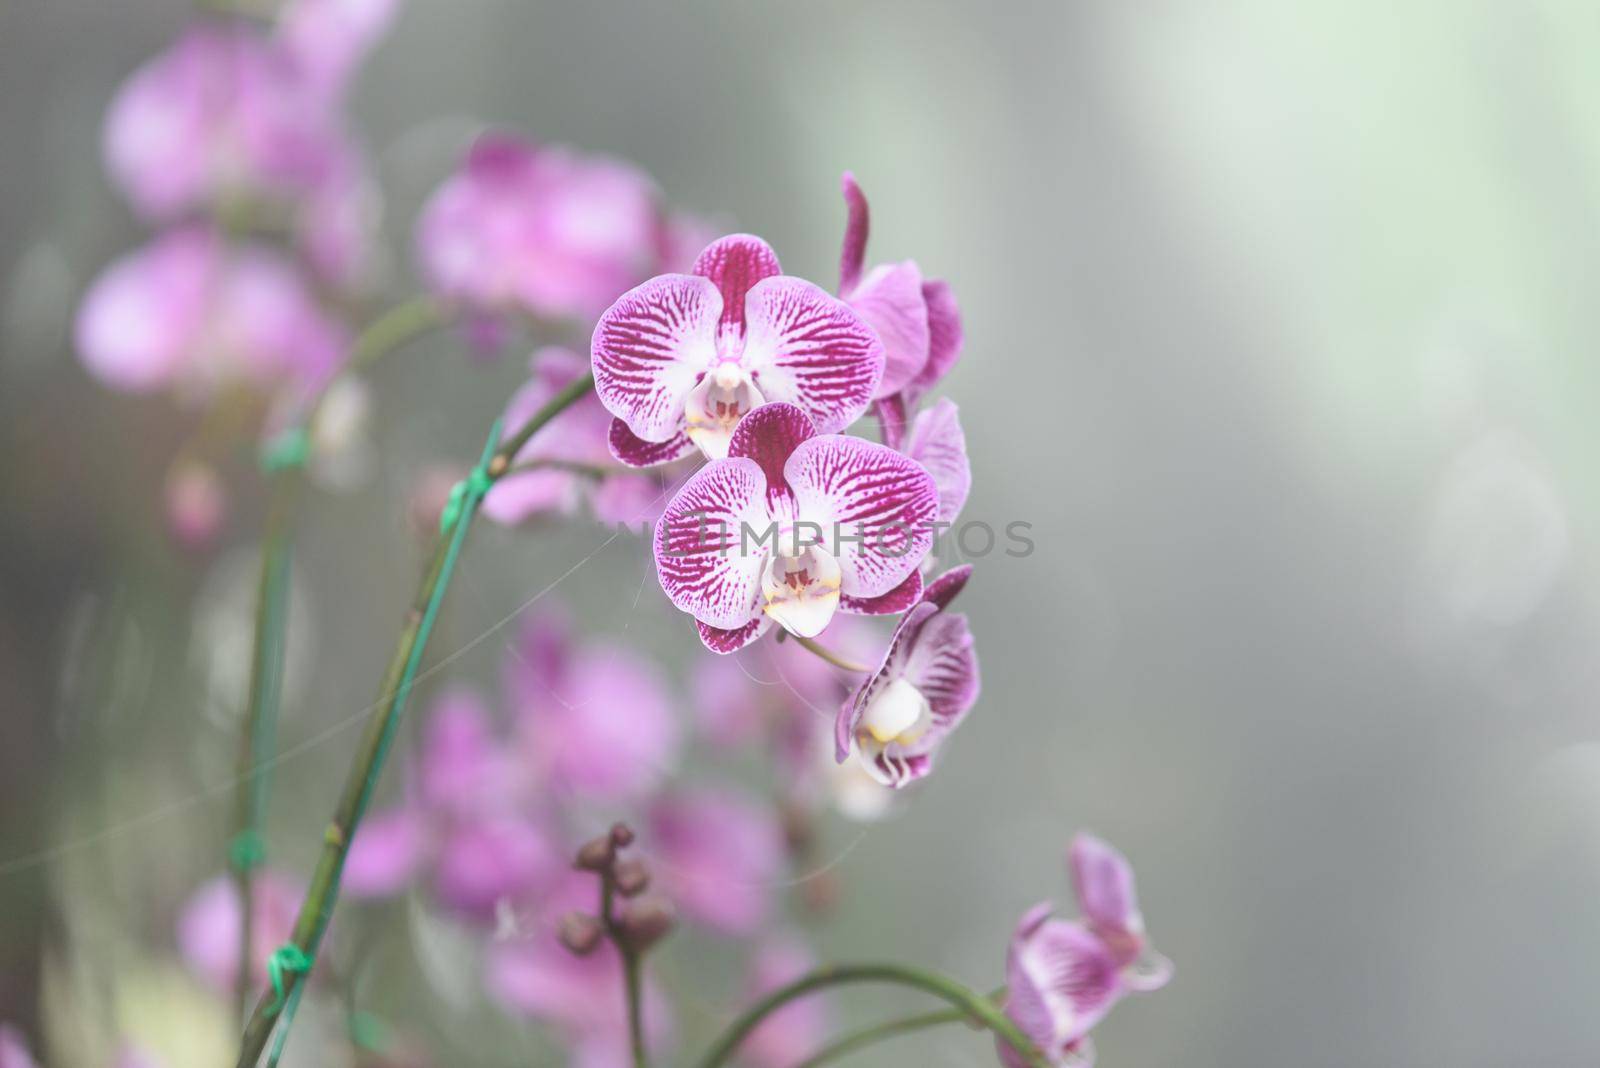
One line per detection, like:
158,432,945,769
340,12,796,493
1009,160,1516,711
344,295,454,376
236,379,596,1067
793,1008,969,1068
692,964,1043,1068
787,633,871,674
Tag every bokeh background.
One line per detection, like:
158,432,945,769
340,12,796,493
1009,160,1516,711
6,1,1600,1064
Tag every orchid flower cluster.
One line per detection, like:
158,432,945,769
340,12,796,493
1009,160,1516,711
23,3,1175,1067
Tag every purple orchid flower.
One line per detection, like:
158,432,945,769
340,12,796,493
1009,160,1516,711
277,0,400,98
999,835,1172,1068
655,403,938,653
75,226,345,401
836,174,964,445
103,25,347,223
835,565,979,787
646,788,785,937
416,133,663,325
483,348,675,528
592,234,885,465
176,869,305,993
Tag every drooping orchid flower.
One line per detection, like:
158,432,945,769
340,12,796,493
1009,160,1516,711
417,133,663,325
998,835,1172,1068
836,173,964,448
835,565,978,786
592,236,886,465
655,403,938,653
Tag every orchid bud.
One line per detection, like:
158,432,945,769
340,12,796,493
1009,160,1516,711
574,834,614,872
617,896,675,952
609,822,635,848
557,911,604,956
613,858,649,897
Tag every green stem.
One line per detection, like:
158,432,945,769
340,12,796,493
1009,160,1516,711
792,1008,970,1068
235,379,597,1067
230,468,301,1020
692,964,1044,1068
225,297,453,1024
599,875,648,1068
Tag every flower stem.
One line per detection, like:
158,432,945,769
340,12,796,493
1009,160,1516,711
598,865,649,1068
235,378,596,1067
225,297,453,1023
792,1007,971,1068
692,964,1044,1068
786,633,872,674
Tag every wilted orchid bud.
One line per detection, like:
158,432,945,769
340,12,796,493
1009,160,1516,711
616,896,675,952
557,911,604,956
609,821,635,848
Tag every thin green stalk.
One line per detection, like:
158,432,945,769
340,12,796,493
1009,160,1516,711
599,873,648,1068
236,379,597,1067
792,1007,969,1068
692,964,1044,1068
230,468,301,1020
224,297,453,1024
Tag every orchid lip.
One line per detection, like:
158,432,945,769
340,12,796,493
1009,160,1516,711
760,545,841,637
685,364,764,460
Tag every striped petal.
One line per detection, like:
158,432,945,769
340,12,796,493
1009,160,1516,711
786,434,937,599
693,233,781,332
840,568,922,615
904,398,971,525
847,261,930,399
740,279,883,433
609,417,698,468
592,274,720,443
697,616,772,654
837,172,869,295
654,458,772,632
727,402,817,506
1007,913,1123,1054
907,278,964,402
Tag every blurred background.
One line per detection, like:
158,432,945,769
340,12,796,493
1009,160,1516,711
5,1,1600,1065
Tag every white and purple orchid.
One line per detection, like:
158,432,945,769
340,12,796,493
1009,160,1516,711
835,565,978,787
593,235,886,466
654,402,938,653
999,834,1172,1068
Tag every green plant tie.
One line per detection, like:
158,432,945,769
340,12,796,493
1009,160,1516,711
229,829,266,871
438,463,494,532
264,944,312,1016
260,426,312,474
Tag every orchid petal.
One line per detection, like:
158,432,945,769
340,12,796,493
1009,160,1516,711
921,564,973,610
697,616,772,654
1069,833,1146,940
343,806,428,898
837,172,869,295
739,279,883,433
692,233,781,331
902,610,980,726
873,393,909,452
848,261,930,399
909,278,964,400
654,458,771,631
840,568,923,615
592,274,720,442
905,398,971,525
608,418,698,468
786,434,937,599
1008,916,1123,1052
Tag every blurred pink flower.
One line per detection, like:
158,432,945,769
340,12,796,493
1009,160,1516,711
739,935,833,1068
176,869,304,992
416,133,662,323
487,873,674,1066
647,788,784,936
344,689,561,919
277,0,400,97
0,1026,37,1068
104,25,347,221
505,612,681,804
75,226,345,400
998,835,1170,1068
482,348,672,528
